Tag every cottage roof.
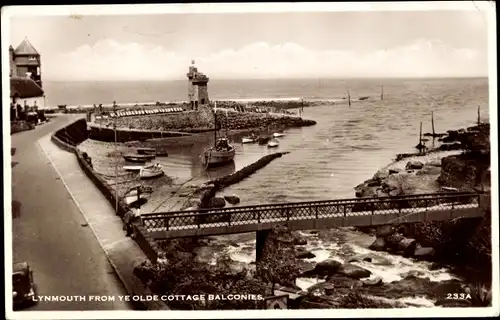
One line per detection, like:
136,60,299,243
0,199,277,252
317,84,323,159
14,38,39,56
10,76,44,99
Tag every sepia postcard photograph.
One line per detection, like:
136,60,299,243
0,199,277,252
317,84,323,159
2,2,498,319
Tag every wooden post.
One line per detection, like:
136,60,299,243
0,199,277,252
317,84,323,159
431,111,436,136
419,121,422,145
381,85,384,100
477,105,480,126
347,89,351,107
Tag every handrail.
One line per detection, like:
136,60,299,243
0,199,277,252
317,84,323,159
142,192,479,218
142,193,480,228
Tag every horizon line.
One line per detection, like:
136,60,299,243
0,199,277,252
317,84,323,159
42,76,489,82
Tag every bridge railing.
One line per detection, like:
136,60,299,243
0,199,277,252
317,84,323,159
141,192,481,232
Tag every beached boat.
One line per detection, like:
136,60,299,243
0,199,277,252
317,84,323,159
273,132,285,138
201,102,235,168
123,165,143,172
139,163,164,179
242,135,258,144
267,138,280,148
123,185,152,206
258,136,271,145
136,147,156,155
123,154,155,163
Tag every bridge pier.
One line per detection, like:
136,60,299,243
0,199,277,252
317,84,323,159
256,230,271,262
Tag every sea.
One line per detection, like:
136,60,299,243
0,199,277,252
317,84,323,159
71,77,489,306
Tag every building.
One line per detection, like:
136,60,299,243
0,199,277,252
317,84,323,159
186,60,210,110
9,38,45,109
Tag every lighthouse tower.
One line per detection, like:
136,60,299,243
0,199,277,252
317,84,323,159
186,60,210,110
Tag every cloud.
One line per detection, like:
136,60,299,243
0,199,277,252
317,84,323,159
44,38,487,81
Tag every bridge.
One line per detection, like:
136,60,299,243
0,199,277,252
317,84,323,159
142,191,488,237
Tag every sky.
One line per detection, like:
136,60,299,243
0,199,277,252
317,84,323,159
6,4,492,81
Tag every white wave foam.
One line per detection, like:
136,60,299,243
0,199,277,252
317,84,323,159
346,243,458,283
397,296,436,308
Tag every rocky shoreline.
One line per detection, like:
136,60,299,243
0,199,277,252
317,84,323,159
353,122,491,282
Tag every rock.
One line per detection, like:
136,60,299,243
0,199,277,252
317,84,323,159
406,161,424,170
428,159,442,167
314,259,342,276
416,165,442,176
414,247,436,260
296,249,316,259
429,262,444,270
224,195,240,205
365,178,381,187
373,168,390,180
325,275,363,290
339,263,372,279
402,270,425,278
388,168,401,175
376,225,395,237
227,240,240,248
208,196,226,208
389,188,403,197
369,237,386,251
397,238,418,257
385,233,404,251
362,276,383,286
298,261,316,275
376,189,390,197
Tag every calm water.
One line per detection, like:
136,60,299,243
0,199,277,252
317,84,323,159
78,77,489,303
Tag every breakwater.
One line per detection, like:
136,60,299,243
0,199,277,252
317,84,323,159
91,105,315,135
198,152,291,208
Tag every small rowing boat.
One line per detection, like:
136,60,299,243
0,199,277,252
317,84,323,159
242,136,258,144
123,165,143,172
267,138,280,148
139,163,164,179
273,132,285,138
136,147,156,155
123,154,155,163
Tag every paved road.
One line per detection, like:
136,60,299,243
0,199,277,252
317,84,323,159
10,115,133,311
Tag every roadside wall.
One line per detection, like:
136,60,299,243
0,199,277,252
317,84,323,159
51,119,161,263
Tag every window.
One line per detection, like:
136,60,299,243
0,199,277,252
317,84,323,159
28,56,36,61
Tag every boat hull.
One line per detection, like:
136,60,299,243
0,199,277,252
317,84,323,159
123,165,143,171
123,154,155,163
242,138,256,144
273,133,285,138
202,148,236,167
139,171,164,179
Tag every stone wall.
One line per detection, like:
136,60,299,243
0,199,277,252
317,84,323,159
95,107,315,135
51,119,162,263
11,120,34,134
88,125,191,143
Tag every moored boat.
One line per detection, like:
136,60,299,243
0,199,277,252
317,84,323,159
123,185,152,206
242,135,258,144
123,154,155,163
139,163,164,179
123,165,143,172
201,102,236,168
258,136,271,145
273,132,285,138
267,138,280,148
136,147,156,155
202,138,236,167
